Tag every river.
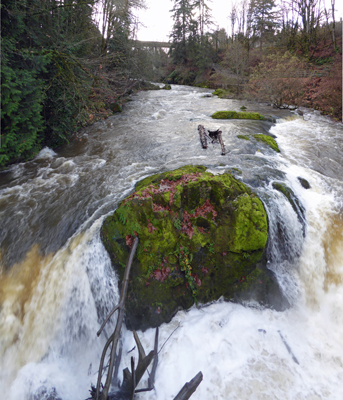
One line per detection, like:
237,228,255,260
1,85,343,399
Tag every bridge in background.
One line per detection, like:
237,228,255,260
133,40,171,51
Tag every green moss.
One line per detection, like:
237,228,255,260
237,135,250,140
211,111,265,120
254,134,280,153
101,165,277,330
230,194,268,252
163,84,172,90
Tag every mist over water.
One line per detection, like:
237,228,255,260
1,86,342,399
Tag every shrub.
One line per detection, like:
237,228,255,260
247,52,310,108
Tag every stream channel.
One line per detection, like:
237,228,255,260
1,85,343,399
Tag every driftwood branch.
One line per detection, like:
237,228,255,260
91,235,203,400
96,236,139,400
97,305,120,337
173,372,203,400
208,129,226,155
135,326,159,394
278,330,299,365
218,131,226,156
112,340,123,387
133,330,146,363
130,357,136,400
148,327,159,388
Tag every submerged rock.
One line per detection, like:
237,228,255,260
101,166,287,331
254,134,280,153
298,177,311,189
272,182,306,231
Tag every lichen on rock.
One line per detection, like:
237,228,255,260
101,165,286,331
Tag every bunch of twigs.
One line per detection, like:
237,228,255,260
89,236,203,400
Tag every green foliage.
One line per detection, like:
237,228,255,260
1,39,48,165
173,219,182,230
208,241,215,254
247,51,309,108
169,0,215,71
0,0,98,167
247,0,279,48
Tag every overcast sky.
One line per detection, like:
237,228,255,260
135,0,343,42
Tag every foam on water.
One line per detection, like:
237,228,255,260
35,147,58,160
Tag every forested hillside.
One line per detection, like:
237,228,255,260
166,0,342,121
1,0,341,168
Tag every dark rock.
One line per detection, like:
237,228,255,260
272,182,306,231
297,177,311,189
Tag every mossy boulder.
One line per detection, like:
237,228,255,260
101,166,286,331
254,134,280,152
212,111,265,120
212,88,232,98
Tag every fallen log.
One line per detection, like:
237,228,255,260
278,330,299,365
197,125,208,149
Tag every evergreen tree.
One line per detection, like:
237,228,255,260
170,0,197,64
194,0,213,37
247,0,279,49
1,0,100,166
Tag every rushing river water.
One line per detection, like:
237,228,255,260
1,85,343,400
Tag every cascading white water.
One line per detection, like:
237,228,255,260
0,86,342,399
